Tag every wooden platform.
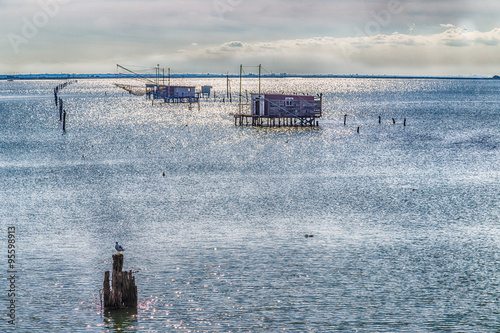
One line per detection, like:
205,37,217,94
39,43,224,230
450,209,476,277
233,114,319,127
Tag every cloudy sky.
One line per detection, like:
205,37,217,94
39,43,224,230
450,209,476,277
1,0,500,75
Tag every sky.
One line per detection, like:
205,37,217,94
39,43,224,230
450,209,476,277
1,0,500,75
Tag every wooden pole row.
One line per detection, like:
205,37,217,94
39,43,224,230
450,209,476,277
53,81,77,133
54,80,77,105
234,114,409,130
339,115,408,134
56,96,66,133
341,115,408,127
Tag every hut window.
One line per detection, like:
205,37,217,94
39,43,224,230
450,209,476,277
285,98,293,106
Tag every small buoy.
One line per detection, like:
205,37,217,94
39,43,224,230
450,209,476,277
162,172,166,177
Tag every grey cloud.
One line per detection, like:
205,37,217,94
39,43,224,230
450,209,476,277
1,0,500,75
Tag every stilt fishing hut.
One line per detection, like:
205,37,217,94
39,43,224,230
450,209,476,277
116,64,202,104
146,85,199,103
234,93,322,127
233,64,322,127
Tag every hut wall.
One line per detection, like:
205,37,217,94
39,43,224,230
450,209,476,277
251,94,321,118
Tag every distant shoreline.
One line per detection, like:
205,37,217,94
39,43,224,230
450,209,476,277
1,73,498,80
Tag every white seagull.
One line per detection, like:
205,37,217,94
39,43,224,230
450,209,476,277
115,242,125,253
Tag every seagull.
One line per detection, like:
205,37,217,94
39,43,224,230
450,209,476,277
115,242,125,253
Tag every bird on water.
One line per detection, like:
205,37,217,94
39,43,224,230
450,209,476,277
115,242,125,253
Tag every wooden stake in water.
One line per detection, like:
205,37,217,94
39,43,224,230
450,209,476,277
103,254,137,310
62,110,66,132
59,98,63,121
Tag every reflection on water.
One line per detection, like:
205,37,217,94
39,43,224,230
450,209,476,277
104,308,138,332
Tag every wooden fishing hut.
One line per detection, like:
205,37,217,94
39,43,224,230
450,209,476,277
200,85,212,98
233,64,322,127
116,64,203,104
235,93,322,127
146,84,199,103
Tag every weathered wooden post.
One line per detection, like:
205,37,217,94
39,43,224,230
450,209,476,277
344,114,347,126
103,254,137,310
62,110,67,132
59,98,63,121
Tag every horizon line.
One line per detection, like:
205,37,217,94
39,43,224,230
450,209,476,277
1,73,498,80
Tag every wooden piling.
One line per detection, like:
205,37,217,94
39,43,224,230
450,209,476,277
62,110,66,132
103,254,137,310
59,98,63,121
344,114,347,126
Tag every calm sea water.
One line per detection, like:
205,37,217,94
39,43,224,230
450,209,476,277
0,78,498,332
